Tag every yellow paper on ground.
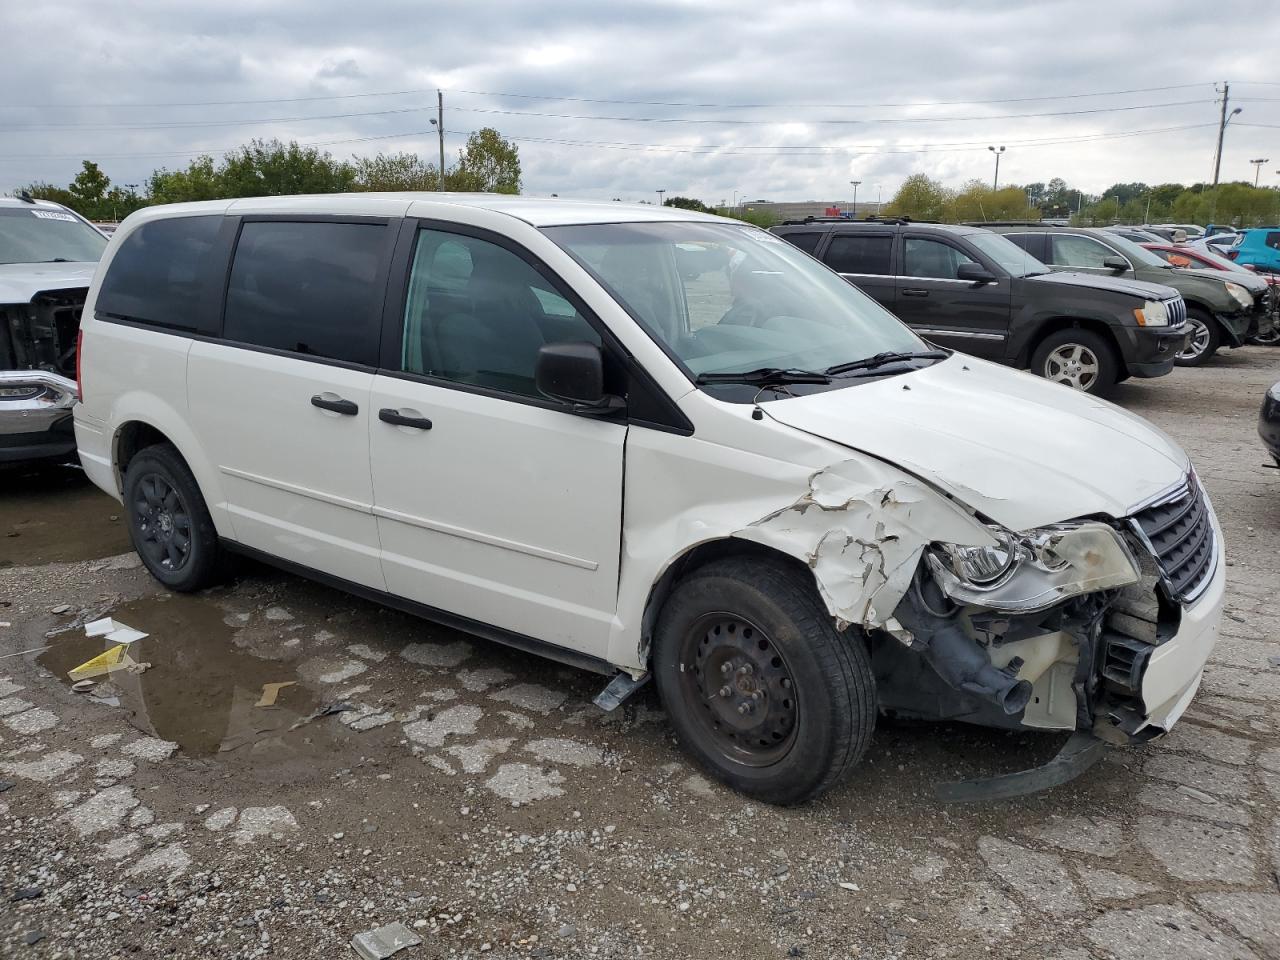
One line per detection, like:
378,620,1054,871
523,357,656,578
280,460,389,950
68,644,135,681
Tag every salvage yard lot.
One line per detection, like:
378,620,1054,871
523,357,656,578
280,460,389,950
0,348,1278,960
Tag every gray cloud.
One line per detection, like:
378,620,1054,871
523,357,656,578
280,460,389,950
1,1,1276,199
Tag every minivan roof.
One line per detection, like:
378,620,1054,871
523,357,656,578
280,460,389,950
109,193,729,229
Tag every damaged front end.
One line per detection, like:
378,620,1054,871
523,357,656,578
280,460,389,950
0,289,85,464
873,477,1219,800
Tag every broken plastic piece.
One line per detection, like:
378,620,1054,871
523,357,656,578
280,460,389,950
288,701,354,731
68,644,136,681
71,679,97,694
255,681,296,708
84,618,118,637
350,921,422,960
593,671,650,712
935,731,1107,803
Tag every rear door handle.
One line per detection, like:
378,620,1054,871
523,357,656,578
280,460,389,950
311,394,358,415
379,408,433,430
901,288,930,297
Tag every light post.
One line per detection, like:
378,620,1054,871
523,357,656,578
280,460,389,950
849,180,861,218
1213,107,1242,187
1250,158,1270,188
988,146,1005,191
656,189,666,207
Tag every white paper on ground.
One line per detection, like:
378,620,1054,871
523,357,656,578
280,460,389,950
104,627,148,645
85,618,118,637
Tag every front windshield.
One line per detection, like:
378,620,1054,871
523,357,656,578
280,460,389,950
0,207,108,265
543,221,924,379
1102,232,1170,268
967,231,1050,277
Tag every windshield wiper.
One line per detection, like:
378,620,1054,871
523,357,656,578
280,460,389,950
695,366,831,385
824,350,950,376
39,258,73,263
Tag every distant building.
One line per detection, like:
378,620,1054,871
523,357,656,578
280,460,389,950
739,200,874,221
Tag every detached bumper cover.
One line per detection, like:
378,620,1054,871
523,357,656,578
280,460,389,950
0,369,78,463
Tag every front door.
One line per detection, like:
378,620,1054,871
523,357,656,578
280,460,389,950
369,225,626,656
187,218,394,589
894,234,1011,358
819,231,897,311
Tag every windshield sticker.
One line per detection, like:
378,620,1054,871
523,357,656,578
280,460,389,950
31,210,78,222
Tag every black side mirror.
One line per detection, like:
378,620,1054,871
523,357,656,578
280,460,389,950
956,262,996,284
535,342,624,415
1103,255,1129,272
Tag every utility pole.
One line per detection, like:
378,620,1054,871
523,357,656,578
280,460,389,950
989,145,1005,190
849,180,861,218
656,189,666,207
1250,158,1270,188
437,90,446,191
1212,83,1242,188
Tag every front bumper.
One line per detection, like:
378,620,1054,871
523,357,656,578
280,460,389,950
1121,321,1188,378
0,370,78,465
1215,310,1252,347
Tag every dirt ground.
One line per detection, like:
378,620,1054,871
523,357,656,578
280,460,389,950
0,347,1277,960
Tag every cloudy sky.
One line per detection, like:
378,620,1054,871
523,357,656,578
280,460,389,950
2,0,1278,203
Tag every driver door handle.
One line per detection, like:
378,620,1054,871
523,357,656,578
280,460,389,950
901,288,930,298
311,394,358,415
379,408,433,430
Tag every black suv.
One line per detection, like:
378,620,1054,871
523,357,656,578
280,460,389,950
770,218,1187,395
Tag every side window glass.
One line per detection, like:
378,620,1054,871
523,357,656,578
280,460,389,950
402,229,600,398
96,216,221,329
223,221,386,365
781,232,822,255
1266,232,1280,251
902,238,975,279
824,235,893,275
1051,235,1112,268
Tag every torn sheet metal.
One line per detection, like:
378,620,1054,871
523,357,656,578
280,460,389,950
350,922,422,960
738,460,994,636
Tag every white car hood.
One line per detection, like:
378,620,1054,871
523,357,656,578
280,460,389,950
764,356,1190,531
0,261,97,303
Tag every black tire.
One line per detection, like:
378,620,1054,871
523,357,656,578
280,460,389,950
122,443,225,592
1029,328,1119,396
1174,308,1221,366
652,557,876,805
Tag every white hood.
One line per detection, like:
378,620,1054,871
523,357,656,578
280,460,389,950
764,356,1190,531
0,261,97,303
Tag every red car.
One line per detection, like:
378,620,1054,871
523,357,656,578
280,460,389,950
1144,243,1280,345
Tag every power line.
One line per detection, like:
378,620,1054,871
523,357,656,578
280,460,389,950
448,99,1214,126
2,106,432,131
0,88,435,110
0,129,437,163
448,83,1213,110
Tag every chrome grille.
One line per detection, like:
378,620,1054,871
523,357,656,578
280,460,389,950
1164,296,1187,328
1129,475,1215,603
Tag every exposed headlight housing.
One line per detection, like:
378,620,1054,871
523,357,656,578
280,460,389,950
928,522,1140,612
1224,282,1254,310
1133,299,1170,327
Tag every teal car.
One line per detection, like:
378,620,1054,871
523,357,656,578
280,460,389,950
1225,228,1280,274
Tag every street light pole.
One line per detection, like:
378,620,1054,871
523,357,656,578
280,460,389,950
1250,158,1270,188
1212,82,1241,188
849,180,861,218
656,189,666,207
876,184,882,215
988,146,1005,191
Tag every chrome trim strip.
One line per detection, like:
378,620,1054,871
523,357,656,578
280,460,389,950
912,327,1006,341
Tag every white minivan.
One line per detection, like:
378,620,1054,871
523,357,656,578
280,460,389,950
74,195,1225,804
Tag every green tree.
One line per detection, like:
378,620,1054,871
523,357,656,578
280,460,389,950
884,174,949,221
21,181,77,209
218,138,355,197
68,161,111,218
447,128,521,194
663,196,712,212
1100,182,1149,207
352,152,440,191
147,155,224,204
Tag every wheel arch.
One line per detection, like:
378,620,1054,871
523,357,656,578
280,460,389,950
1019,315,1123,368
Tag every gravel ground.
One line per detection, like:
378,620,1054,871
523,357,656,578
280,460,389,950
0,347,1277,960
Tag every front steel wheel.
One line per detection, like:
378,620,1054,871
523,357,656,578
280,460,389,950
1044,343,1101,392
653,557,875,805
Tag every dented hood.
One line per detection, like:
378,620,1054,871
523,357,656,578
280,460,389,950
764,356,1190,531
0,261,97,304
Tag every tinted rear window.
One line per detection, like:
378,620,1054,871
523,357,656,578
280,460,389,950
222,221,387,365
823,234,893,275
96,216,221,329
779,231,823,254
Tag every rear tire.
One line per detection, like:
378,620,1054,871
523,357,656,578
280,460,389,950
1174,309,1220,366
1030,328,1118,395
122,444,225,592
652,557,876,805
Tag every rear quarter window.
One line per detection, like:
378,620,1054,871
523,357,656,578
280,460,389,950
95,216,222,330
777,231,823,255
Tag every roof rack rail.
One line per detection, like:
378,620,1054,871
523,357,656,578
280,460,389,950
14,190,36,204
961,219,1048,227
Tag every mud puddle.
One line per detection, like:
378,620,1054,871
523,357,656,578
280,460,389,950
37,592,323,756
0,464,131,566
